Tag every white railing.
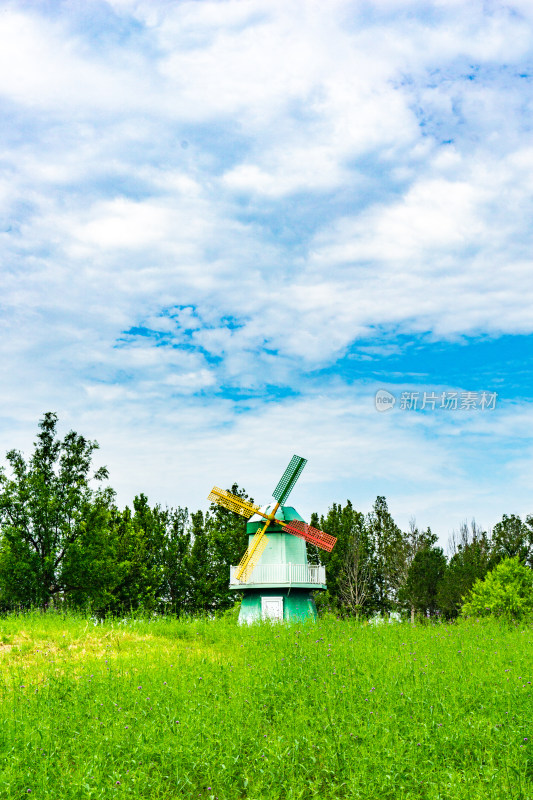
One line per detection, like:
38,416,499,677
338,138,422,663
229,563,326,587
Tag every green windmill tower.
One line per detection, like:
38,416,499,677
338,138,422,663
208,455,336,623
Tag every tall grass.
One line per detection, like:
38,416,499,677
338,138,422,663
0,611,531,799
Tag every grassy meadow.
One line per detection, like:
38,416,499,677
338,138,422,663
0,611,531,800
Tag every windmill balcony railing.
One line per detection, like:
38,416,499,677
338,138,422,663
230,563,326,587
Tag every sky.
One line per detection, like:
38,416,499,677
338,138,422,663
2,0,533,548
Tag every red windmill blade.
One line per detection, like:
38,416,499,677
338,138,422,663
281,519,337,552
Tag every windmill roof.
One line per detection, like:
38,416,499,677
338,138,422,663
248,504,305,525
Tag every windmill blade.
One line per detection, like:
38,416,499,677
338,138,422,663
282,520,337,552
238,534,269,583
272,455,307,505
208,487,263,519
234,521,270,582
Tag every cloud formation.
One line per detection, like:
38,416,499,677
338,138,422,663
1,0,533,540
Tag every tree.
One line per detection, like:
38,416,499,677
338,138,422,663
398,518,438,622
437,520,491,618
159,506,191,616
315,501,372,615
490,514,533,567
205,483,251,611
307,512,322,567
366,496,405,613
461,557,533,621
104,505,160,614
58,501,123,611
76,495,192,616
524,516,533,569
187,510,213,613
0,412,115,609
398,546,446,618
338,512,372,618
120,495,192,615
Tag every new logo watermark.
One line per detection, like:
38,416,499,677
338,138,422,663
375,389,396,411
375,389,498,412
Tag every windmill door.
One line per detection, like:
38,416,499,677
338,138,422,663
261,596,283,621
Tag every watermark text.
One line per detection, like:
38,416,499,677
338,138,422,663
375,389,498,413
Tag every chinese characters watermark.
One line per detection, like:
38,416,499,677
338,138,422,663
375,389,497,413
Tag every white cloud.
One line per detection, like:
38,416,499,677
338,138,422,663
0,10,154,113
7,382,524,546
1,0,533,541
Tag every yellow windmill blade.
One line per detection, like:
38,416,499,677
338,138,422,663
239,533,269,583
234,521,270,582
208,487,264,519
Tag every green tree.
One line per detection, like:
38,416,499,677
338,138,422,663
159,506,191,616
104,505,160,614
461,557,533,621
490,514,533,567
399,546,446,618
437,520,491,618
0,412,114,609
525,516,533,568
366,496,405,613
205,483,251,611
131,494,168,606
59,501,123,611
307,512,322,567
315,501,371,615
95,497,192,616
187,510,214,613
398,518,438,622
338,510,372,618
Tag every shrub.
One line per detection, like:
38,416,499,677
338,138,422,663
461,556,533,621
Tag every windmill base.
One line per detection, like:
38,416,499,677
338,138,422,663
238,588,318,625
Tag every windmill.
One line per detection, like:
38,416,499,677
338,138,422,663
208,455,336,622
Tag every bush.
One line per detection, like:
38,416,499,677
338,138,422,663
461,556,533,621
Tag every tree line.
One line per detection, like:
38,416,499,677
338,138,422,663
0,413,532,619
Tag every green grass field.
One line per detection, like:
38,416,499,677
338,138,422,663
0,611,531,799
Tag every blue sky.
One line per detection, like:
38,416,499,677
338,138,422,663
2,0,533,546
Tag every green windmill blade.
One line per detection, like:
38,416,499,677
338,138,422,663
272,454,307,505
